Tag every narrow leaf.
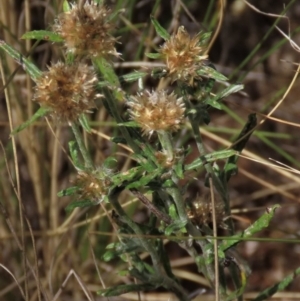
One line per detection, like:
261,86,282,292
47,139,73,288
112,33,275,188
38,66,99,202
93,57,123,101
174,162,184,179
79,114,91,133
112,166,142,187
98,283,155,297
205,98,223,110
0,40,41,80
209,84,244,104
150,16,170,40
118,121,140,128
120,71,147,82
93,57,120,87
63,0,71,12
197,65,228,81
57,186,79,197
145,53,161,59
11,107,50,135
125,170,160,189
165,220,187,236
68,141,83,169
219,205,280,252
198,31,212,45
21,30,63,42
253,266,300,301
185,149,237,171
65,199,95,212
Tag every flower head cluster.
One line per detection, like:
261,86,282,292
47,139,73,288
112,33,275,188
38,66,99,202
33,62,100,121
74,170,111,203
160,26,208,85
128,90,185,136
53,2,119,59
186,192,226,228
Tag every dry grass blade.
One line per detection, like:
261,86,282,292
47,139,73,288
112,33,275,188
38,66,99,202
0,264,26,299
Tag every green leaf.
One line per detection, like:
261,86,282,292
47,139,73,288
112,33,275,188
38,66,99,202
102,250,116,262
66,52,75,64
208,84,244,106
10,107,50,135
21,30,63,42
57,186,79,197
205,98,222,110
125,170,160,189
145,53,161,59
118,270,130,277
223,162,238,177
68,141,83,169
118,121,140,128
198,31,212,46
79,114,91,133
165,220,187,236
173,162,184,179
120,71,147,82
205,84,243,109
150,16,170,41
197,66,228,81
168,204,178,220
0,40,42,80
253,266,300,301
185,149,237,171
219,205,280,252
112,166,142,187
93,57,120,87
98,283,155,297
63,0,71,12
65,199,95,212
103,157,118,172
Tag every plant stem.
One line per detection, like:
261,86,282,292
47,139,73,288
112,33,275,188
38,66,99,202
181,87,227,200
109,189,189,300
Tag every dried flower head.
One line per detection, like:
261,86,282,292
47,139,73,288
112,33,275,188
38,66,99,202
128,90,185,136
186,192,226,228
74,170,111,203
155,149,183,168
53,2,119,59
160,26,208,85
33,62,100,121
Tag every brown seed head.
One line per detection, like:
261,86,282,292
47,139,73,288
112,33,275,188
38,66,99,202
53,2,119,59
33,62,100,121
128,90,185,136
160,26,208,85
74,170,111,203
186,192,226,228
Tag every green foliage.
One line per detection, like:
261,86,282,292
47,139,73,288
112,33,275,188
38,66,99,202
10,107,51,135
21,30,63,42
0,40,42,79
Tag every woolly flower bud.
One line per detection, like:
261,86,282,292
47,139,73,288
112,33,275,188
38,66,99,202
128,90,185,136
74,170,111,203
33,62,100,121
53,2,119,59
186,192,226,228
160,26,208,85
155,149,183,168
